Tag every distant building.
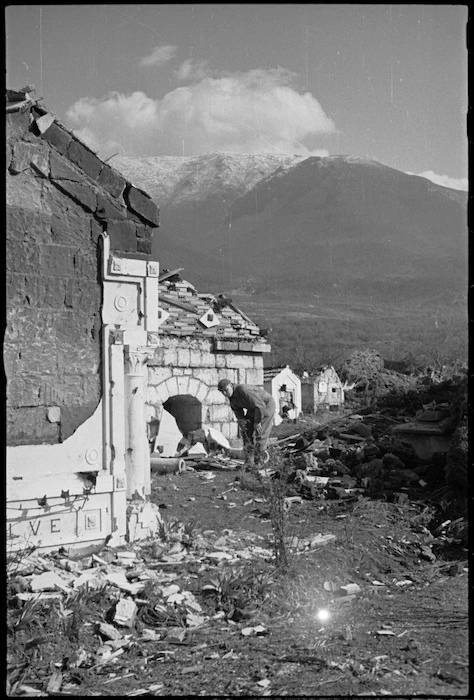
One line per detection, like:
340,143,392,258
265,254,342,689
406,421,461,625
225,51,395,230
301,366,344,412
264,365,301,424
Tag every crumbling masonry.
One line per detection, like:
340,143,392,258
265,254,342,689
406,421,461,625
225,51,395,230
5,88,270,552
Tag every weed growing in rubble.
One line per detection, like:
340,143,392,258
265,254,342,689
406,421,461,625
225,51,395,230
7,596,43,636
257,447,295,570
201,564,274,620
59,585,108,641
7,582,111,690
6,535,38,578
156,515,198,550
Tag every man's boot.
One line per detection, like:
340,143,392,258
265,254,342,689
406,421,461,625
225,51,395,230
254,443,270,469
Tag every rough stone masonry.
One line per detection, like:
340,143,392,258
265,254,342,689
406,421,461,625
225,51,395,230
5,96,159,446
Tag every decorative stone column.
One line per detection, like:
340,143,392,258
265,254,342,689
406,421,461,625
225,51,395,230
124,345,154,501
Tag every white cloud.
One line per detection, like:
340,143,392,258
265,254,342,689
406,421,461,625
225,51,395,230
408,169,468,191
65,67,336,158
66,91,159,156
175,58,211,82
139,45,177,68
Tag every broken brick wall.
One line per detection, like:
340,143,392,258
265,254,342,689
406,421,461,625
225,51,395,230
146,336,264,442
5,106,159,446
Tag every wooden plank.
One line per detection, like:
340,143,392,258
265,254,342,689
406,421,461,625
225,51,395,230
158,268,184,283
160,294,199,314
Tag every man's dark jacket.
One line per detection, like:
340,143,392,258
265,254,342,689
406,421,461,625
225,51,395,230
229,385,274,423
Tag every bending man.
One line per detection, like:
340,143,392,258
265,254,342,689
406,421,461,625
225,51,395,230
218,379,276,468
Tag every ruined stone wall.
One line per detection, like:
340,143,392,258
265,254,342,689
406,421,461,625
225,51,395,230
146,336,264,441
6,132,102,444
314,368,344,409
5,108,159,446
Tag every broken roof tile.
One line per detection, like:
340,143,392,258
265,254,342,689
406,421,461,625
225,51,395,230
157,278,268,347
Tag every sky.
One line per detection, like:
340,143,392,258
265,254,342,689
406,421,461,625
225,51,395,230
5,4,469,190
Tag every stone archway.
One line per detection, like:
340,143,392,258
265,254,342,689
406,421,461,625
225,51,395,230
163,394,202,435
146,372,238,442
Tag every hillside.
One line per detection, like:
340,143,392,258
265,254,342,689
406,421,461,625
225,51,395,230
113,153,468,365
216,155,468,302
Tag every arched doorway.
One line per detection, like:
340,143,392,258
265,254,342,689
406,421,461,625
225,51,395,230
163,394,202,436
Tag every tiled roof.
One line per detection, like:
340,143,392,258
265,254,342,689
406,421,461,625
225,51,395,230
158,278,263,343
264,366,289,380
301,366,342,384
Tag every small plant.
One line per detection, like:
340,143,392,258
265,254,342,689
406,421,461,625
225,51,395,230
258,447,294,569
182,519,198,550
58,585,103,642
7,596,43,636
6,532,38,578
201,564,274,620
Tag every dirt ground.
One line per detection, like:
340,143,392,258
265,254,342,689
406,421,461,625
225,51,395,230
141,466,469,697
7,407,469,697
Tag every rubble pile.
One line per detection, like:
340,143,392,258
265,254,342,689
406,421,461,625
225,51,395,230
272,376,467,508
340,349,419,404
151,426,246,474
6,525,276,695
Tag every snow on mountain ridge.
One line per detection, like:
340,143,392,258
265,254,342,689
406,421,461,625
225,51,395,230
113,153,306,207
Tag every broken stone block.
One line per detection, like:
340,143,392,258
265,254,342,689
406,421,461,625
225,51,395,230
167,592,185,604
66,138,103,180
188,442,208,456
105,571,144,595
97,622,123,641
73,569,107,590
206,427,231,450
97,163,126,197
339,583,362,596
124,185,160,226
159,583,180,598
241,624,267,636
141,628,162,641
45,670,63,694
186,612,207,627
166,627,186,642
114,598,138,628
35,113,55,134
115,551,138,566
30,571,70,593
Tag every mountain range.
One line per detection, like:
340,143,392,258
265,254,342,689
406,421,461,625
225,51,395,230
113,153,468,365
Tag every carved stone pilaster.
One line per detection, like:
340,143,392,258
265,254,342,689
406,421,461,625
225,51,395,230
124,346,154,377
123,345,154,502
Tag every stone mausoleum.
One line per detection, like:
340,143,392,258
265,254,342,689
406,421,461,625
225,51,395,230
146,272,271,448
5,87,270,553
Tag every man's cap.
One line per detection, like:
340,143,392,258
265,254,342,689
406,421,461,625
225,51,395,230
218,378,232,391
